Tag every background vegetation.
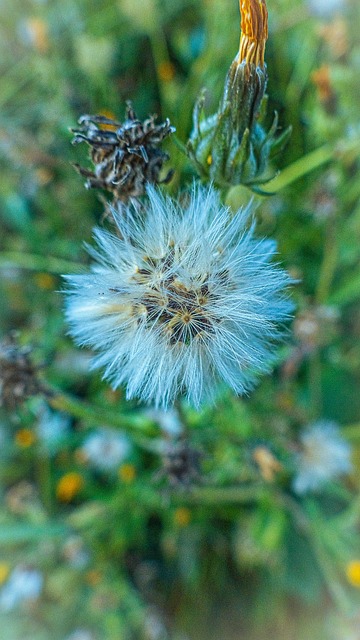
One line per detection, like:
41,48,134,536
0,0,360,638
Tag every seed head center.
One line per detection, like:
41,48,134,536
130,252,216,345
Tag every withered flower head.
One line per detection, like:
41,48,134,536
71,102,175,201
187,0,291,191
158,440,202,487
311,65,337,114
0,335,41,411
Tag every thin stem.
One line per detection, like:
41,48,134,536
0,251,84,274
310,530,350,611
315,215,338,305
307,351,323,418
36,453,53,515
181,484,267,505
46,387,158,444
148,27,174,116
261,137,360,194
343,422,360,441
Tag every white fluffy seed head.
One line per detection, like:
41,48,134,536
79,428,131,472
65,184,293,408
292,420,352,495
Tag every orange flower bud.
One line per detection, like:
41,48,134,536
238,0,268,68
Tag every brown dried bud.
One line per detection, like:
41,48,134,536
0,335,41,410
252,446,282,482
158,440,202,487
311,65,337,114
71,102,175,202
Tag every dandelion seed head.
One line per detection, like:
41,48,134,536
0,334,40,410
0,565,43,612
293,420,352,495
307,0,347,19
79,428,131,472
65,184,293,408
36,403,70,450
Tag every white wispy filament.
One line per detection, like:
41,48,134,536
65,185,292,408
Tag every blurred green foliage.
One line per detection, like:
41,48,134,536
0,0,360,638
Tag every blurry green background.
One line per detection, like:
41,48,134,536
0,0,360,638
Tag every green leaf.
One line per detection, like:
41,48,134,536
0,522,68,544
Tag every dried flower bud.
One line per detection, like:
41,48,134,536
0,335,41,410
158,440,202,487
311,65,337,114
293,305,339,352
252,445,282,482
187,0,291,192
71,102,175,201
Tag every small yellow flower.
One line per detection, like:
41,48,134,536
157,61,176,83
74,448,88,465
34,273,56,290
0,563,10,585
56,472,84,502
25,18,49,54
85,569,102,587
346,561,360,588
319,17,348,60
311,65,337,112
118,463,136,484
276,390,295,412
253,446,282,482
103,387,121,404
173,507,191,527
15,428,36,448
35,168,53,186
206,154,213,166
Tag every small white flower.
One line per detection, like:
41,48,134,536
146,408,183,436
143,607,168,640
0,565,43,611
65,184,292,409
62,535,90,569
293,420,352,495
65,631,95,640
80,428,130,471
306,0,346,18
36,403,70,449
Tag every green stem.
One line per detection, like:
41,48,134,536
180,484,267,505
261,137,360,194
148,27,174,115
0,251,84,274
47,388,157,442
308,351,323,418
0,59,38,108
343,422,360,441
262,145,333,193
299,500,350,610
310,533,350,611
36,453,53,515
315,215,338,305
